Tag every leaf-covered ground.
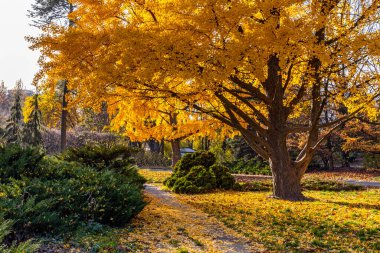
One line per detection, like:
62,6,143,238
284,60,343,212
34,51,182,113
139,169,172,183
178,190,380,252
38,170,380,252
119,184,261,253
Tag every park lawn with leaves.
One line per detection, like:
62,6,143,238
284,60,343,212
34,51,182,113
177,189,380,252
304,170,380,182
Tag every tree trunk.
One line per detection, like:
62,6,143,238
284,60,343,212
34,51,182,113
60,81,68,152
171,139,181,167
270,157,303,201
60,5,75,152
267,132,305,201
160,139,165,155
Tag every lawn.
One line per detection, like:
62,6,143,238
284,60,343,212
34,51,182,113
178,190,380,252
138,169,380,252
34,169,380,252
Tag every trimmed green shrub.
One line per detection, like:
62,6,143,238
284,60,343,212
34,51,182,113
62,144,136,170
165,151,235,194
210,165,235,189
0,159,146,237
0,144,146,241
224,157,271,175
302,179,364,191
172,166,216,194
174,151,216,174
0,145,44,181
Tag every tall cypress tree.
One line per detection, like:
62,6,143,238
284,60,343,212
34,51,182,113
23,94,43,147
5,80,23,144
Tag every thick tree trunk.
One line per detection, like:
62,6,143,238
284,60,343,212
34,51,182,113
270,157,303,201
171,139,181,167
267,132,305,201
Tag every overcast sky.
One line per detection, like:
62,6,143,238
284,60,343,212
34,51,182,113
0,1,40,90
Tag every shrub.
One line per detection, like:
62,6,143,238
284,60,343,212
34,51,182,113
0,145,44,181
210,165,235,189
364,153,380,169
0,144,146,241
172,166,216,194
0,220,40,252
302,179,364,191
0,159,146,237
225,157,271,175
62,144,136,170
174,151,216,173
164,151,235,194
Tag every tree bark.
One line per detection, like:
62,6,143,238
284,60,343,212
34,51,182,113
171,139,181,167
60,4,75,152
270,157,303,201
60,81,68,152
267,133,305,201
160,139,165,155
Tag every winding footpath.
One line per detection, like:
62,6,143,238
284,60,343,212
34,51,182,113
124,184,263,253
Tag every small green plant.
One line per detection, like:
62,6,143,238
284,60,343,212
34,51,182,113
164,151,235,194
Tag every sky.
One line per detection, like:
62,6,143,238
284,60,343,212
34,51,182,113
0,1,40,90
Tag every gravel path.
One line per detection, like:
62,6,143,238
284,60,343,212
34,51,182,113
344,180,380,188
144,184,260,253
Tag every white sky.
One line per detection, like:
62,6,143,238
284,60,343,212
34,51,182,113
0,1,40,90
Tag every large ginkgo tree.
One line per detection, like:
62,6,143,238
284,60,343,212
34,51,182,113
31,0,380,200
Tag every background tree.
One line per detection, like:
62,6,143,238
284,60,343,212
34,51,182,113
29,0,75,151
5,80,24,144
0,81,9,124
32,0,380,200
22,94,43,147
109,95,223,166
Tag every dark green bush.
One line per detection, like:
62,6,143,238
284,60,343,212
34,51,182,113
302,179,364,191
172,166,216,194
165,151,235,194
210,165,235,189
62,144,136,170
61,143,146,186
0,144,146,240
224,157,271,175
0,158,146,236
174,151,216,174
0,219,40,252
0,145,44,181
